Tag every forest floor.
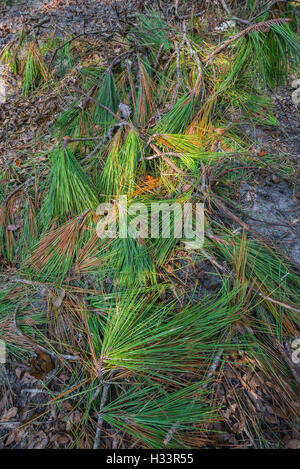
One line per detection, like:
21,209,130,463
0,0,299,450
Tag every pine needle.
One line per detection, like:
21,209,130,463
42,147,99,222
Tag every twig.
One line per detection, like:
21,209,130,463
154,43,164,69
202,345,227,388
32,17,51,30
210,165,267,185
126,59,137,110
177,9,205,20
173,41,182,101
11,277,50,289
3,178,34,204
21,388,60,395
206,228,300,318
200,248,225,272
182,22,203,98
62,136,103,146
204,18,290,63
210,194,300,272
149,143,185,175
140,151,185,162
82,122,128,162
82,140,105,162
256,293,300,314
108,49,133,71
211,194,264,237
219,0,250,24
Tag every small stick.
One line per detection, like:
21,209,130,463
108,49,133,71
249,1,290,24
211,195,261,236
82,140,105,162
200,248,225,272
204,18,290,63
21,388,60,395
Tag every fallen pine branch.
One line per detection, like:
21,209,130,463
204,18,291,63
164,330,230,446
14,307,80,361
93,382,110,449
